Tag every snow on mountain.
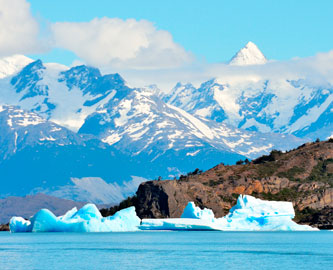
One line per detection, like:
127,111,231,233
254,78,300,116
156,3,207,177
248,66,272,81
0,56,318,205
0,59,130,131
229,42,267,66
79,87,304,177
0,105,149,204
0,54,33,79
0,104,74,159
164,78,333,140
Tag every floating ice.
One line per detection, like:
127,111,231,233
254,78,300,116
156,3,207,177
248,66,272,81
181,202,215,221
139,218,220,231
215,195,315,231
10,204,140,233
9,217,32,232
10,195,317,233
140,195,317,231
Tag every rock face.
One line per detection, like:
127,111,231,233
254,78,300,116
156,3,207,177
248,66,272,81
135,140,333,228
301,207,333,229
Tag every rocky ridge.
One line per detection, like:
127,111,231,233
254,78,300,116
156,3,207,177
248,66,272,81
132,140,333,228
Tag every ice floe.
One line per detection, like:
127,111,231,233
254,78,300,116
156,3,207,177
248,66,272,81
215,195,316,231
140,195,316,231
10,195,317,233
10,204,140,233
181,201,215,220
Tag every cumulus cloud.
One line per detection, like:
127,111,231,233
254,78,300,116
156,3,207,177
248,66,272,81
0,0,42,57
51,18,193,69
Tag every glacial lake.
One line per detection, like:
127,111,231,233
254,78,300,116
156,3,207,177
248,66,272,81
0,231,332,270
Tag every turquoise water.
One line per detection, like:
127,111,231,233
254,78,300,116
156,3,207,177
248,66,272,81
0,231,332,270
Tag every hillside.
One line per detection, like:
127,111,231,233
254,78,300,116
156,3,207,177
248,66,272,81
0,193,86,224
122,140,333,229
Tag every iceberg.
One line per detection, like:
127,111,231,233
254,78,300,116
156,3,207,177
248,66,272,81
215,195,316,231
181,202,215,221
10,195,317,233
10,204,140,233
9,217,32,232
139,218,221,231
139,202,219,231
140,195,317,231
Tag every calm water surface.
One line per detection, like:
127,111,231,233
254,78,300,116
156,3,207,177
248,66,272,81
0,231,332,270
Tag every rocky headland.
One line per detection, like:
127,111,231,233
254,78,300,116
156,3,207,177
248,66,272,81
104,140,333,229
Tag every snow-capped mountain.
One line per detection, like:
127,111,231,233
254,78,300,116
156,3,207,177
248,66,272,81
79,87,304,173
0,59,130,130
0,55,33,79
0,105,151,204
229,41,267,66
0,104,78,159
0,58,303,161
164,78,333,140
0,53,321,206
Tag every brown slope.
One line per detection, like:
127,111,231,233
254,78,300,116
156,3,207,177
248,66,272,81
0,193,86,224
134,140,333,228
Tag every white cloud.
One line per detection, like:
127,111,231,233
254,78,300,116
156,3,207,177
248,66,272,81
0,0,41,57
1,0,333,92
51,17,193,70
205,50,333,86
111,50,333,93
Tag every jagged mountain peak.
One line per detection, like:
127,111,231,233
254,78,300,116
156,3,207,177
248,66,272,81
66,65,101,77
0,60,133,131
58,65,127,97
58,65,102,90
229,41,267,66
174,82,195,88
10,59,45,87
164,75,333,140
10,59,48,100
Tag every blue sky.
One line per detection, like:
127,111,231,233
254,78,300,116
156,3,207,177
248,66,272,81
28,0,333,65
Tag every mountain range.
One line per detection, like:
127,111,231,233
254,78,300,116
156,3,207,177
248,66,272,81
164,42,333,140
0,42,331,207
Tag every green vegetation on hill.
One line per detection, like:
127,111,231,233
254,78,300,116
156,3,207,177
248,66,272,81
307,158,333,186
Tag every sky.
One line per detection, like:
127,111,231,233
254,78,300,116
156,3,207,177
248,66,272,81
0,0,333,90
27,0,333,64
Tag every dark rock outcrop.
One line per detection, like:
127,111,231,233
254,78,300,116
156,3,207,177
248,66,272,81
298,207,333,229
0,223,9,231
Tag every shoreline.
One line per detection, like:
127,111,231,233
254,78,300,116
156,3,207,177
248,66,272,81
0,224,9,231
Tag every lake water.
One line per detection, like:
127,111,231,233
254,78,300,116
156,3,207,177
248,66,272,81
0,231,332,270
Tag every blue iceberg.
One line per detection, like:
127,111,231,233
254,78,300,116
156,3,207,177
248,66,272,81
10,195,317,232
215,195,316,231
140,195,317,231
10,204,140,233
181,202,215,221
